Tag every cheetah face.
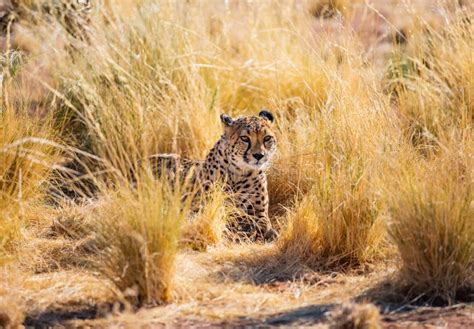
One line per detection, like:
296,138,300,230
221,110,277,171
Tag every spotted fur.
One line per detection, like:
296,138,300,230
149,111,277,241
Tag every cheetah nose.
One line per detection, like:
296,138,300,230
253,153,264,161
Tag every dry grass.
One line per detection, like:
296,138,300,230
181,185,229,251
62,245,390,327
329,302,381,329
0,265,122,327
382,5,474,303
14,201,96,273
0,0,473,326
273,54,393,268
88,177,191,306
388,139,473,304
308,0,355,19
0,108,59,263
386,8,473,150
0,291,25,329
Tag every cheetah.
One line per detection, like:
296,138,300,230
148,110,277,242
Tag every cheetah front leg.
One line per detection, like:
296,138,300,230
231,188,276,242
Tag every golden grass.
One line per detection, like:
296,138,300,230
88,177,190,306
0,1,473,325
0,109,59,263
382,5,474,303
63,245,390,327
329,302,381,329
273,53,393,268
0,292,25,329
0,267,28,328
14,202,96,273
1,265,122,327
181,185,229,251
387,139,473,304
386,9,473,150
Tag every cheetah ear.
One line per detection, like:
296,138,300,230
259,110,274,123
220,113,234,127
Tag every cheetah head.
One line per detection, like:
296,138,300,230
220,110,277,171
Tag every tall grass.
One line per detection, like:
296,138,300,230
388,139,473,304
181,184,229,251
386,8,473,150
91,177,190,306
0,93,59,261
276,64,393,268
28,0,396,283
384,4,474,303
19,2,428,263
0,0,472,308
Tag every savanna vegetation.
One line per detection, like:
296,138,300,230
0,0,472,327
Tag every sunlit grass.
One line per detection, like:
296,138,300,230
90,176,190,306
388,138,473,303
386,9,473,150
0,0,472,315
0,100,59,262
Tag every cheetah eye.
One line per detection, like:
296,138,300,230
239,136,250,143
263,136,273,143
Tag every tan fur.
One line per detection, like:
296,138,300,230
149,112,277,241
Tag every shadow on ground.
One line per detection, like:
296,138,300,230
260,303,335,327
185,303,473,328
206,244,351,286
25,308,99,328
168,303,336,328
355,279,474,329
24,302,128,328
23,291,473,328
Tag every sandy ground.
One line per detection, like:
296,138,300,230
5,244,471,328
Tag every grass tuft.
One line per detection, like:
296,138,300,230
90,177,190,306
274,58,392,269
385,10,473,151
181,185,228,251
0,108,59,261
388,140,473,304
